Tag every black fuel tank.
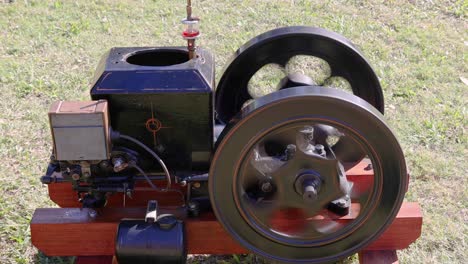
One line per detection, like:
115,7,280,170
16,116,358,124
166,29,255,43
116,217,186,264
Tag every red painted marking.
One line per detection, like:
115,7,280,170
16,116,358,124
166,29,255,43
182,30,200,38
145,117,162,133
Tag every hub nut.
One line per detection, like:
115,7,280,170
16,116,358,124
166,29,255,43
294,171,322,203
261,181,273,193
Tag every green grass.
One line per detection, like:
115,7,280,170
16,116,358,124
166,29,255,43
0,0,467,263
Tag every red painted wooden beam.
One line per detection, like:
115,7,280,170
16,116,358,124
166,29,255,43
75,256,115,264
47,160,375,208
359,250,399,264
30,202,422,257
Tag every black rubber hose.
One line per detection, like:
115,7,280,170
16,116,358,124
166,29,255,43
132,163,159,190
119,134,171,190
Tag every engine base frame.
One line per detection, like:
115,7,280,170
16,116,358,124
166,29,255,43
31,160,422,263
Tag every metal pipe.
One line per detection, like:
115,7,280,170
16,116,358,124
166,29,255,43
187,0,192,19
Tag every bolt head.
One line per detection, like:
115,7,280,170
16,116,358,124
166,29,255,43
71,173,80,181
286,144,297,153
99,161,109,168
333,198,350,208
261,182,273,193
88,209,97,218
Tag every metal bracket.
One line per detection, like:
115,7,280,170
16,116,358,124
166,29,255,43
145,200,158,223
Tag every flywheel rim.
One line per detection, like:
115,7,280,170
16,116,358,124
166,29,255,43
209,86,407,263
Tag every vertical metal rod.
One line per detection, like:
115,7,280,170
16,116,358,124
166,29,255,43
187,0,192,19
186,0,196,59
186,182,192,204
188,39,195,59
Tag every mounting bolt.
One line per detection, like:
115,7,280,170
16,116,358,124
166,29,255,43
285,144,296,160
99,160,109,169
335,199,346,207
315,144,325,157
328,195,351,216
71,173,80,181
88,209,97,218
126,189,133,199
49,154,58,165
188,201,200,217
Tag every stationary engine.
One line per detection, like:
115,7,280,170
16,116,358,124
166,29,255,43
44,46,214,209
35,2,413,264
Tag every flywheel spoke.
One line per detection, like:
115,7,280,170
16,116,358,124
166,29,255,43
242,192,279,226
250,145,285,175
308,218,345,235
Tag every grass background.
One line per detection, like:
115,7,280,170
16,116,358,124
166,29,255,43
0,0,467,263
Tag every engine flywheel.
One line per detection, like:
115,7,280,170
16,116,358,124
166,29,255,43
209,86,407,263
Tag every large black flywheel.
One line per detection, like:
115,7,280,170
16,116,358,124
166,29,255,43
209,86,407,263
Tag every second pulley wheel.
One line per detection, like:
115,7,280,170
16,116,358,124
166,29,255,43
215,26,384,124
210,86,407,263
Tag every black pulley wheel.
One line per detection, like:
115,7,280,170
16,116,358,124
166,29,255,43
215,26,384,163
215,26,384,124
209,86,407,263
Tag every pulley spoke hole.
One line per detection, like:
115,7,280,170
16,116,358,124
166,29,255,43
263,141,287,157
326,135,341,148
323,76,353,93
286,56,331,85
248,64,286,98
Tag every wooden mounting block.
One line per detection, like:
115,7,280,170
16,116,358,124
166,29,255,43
30,161,421,263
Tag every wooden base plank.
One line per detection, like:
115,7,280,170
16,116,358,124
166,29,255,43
365,202,422,250
74,251,401,264
31,202,422,257
358,250,399,264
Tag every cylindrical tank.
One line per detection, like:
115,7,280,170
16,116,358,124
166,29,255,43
115,216,186,264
